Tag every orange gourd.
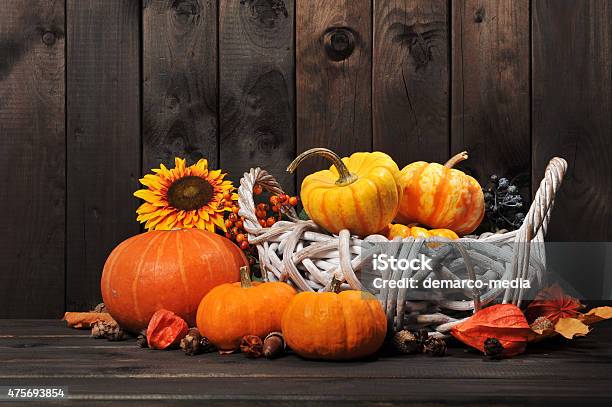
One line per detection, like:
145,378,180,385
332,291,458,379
196,267,296,352
281,278,387,360
287,148,401,237
101,229,247,332
386,224,459,240
396,152,484,235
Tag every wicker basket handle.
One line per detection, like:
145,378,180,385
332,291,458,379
522,157,568,239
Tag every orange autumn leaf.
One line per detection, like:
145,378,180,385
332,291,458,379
579,306,612,325
451,304,532,357
554,317,590,339
524,284,581,324
62,312,116,329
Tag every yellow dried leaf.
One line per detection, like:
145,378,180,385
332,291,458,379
554,317,590,339
579,306,612,325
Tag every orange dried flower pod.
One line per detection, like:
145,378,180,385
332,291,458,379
146,309,189,350
451,304,531,357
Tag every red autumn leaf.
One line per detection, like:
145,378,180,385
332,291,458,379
451,304,531,357
524,284,581,324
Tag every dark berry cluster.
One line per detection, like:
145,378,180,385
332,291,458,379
482,174,525,232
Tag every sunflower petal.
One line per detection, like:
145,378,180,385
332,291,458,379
195,217,206,230
198,208,210,221
195,159,208,172
212,214,226,232
134,189,163,203
208,169,222,180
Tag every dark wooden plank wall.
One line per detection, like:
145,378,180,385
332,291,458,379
0,0,611,317
66,0,141,311
0,0,65,317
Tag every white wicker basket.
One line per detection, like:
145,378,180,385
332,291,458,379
237,157,567,335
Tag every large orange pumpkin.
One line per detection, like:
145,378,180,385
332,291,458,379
101,229,247,332
281,278,387,360
396,151,484,235
196,267,296,351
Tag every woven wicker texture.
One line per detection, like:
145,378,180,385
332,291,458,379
237,157,567,334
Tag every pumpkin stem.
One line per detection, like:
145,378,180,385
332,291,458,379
287,148,358,187
330,275,343,293
444,151,469,168
240,266,252,288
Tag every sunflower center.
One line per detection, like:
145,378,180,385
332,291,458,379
167,176,214,211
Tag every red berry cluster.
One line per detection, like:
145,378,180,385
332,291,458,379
254,190,298,228
222,186,298,265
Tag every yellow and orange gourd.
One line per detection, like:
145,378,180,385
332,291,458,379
396,152,484,235
196,267,296,352
287,148,401,237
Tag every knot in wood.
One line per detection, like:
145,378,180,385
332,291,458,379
324,28,355,61
42,31,56,46
474,7,485,23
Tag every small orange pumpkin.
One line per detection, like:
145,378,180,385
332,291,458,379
396,151,484,235
101,229,247,332
281,278,387,360
196,267,296,351
387,224,459,240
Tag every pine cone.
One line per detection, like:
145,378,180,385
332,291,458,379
414,329,430,344
392,330,421,354
199,336,216,354
91,303,107,313
137,333,148,348
105,325,126,341
181,328,201,355
240,335,263,358
484,337,504,359
423,337,446,357
91,320,115,339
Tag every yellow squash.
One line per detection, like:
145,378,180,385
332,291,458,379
288,148,400,237
396,152,484,235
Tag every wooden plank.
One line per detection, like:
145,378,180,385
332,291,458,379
532,0,612,242
373,0,449,167
66,0,141,311
296,0,372,183
0,377,610,406
1,321,612,405
142,0,218,171
2,320,612,380
219,0,295,193
451,0,530,184
0,1,65,317
532,0,612,299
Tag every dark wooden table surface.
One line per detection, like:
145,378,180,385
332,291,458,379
1,319,612,406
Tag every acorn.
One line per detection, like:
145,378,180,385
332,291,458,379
263,332,285,359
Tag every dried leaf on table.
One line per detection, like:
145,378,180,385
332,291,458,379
62,312,116,329
554,317,590,339
528,316,557,343
524,284,581,324
579,306,612,325
451,304,532,357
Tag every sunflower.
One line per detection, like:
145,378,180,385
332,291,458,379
134,157,237,232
